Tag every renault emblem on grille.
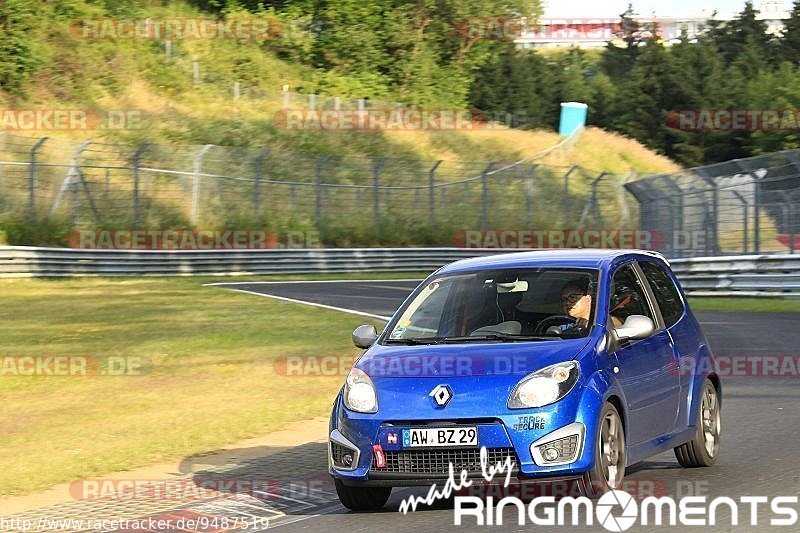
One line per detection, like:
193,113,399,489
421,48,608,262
430,384,453,407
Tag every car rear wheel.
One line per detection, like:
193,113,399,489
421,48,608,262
582,402,626,498
674,379,721,467
334,479,391,511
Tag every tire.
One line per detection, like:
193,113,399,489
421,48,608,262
582,402,626,498
674,378,721,467
334,479,391,511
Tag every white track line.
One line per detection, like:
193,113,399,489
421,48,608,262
209,287,392,321
204,279,421,286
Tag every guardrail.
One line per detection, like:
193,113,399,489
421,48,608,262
1,247,798,296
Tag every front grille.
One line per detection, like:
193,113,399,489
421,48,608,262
373,448,518,475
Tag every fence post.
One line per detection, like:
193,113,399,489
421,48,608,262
730,190,749,254
191,144,213,225
192,61,200,85
132,144,149,230
779,191,795,254
373,157,386,240
28,137,48,222
696,171,719,255
315,156,330,226
562,165,578,226
526,164,537,228
253,148,269,217
428,160,442,228
71,178,79,226
233,82,240,101
753,172,762,253
579,171,607,227
481,162,496,230
51,140,91,218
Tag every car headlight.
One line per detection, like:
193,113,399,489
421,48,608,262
343,368,378,413
508,361,580,409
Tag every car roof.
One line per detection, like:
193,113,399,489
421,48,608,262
437,249,668,274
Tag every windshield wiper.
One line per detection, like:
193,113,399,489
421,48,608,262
441,333,553,343
383,337,443,345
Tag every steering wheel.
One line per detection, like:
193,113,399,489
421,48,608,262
534,315,576,335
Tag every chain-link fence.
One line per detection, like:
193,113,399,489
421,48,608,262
626,150,800,257
0,130,627,247
1,131,797,256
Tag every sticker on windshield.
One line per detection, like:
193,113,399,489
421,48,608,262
390,326,407,339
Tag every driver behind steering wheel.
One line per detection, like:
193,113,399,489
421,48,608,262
547,279,623,336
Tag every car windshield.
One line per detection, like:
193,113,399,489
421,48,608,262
385,268,599,342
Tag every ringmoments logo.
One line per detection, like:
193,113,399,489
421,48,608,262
397,450,799,529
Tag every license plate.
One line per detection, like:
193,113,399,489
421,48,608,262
402,427,478,448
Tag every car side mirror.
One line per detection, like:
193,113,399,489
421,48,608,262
352,324,378,349
614,315,655,341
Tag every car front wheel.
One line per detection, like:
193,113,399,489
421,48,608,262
334,479,391,511
582,402,626,497
674,378,721,467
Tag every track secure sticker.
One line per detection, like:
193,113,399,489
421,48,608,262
513,415,546,431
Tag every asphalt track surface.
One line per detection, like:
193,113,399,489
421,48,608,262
206,280,800,532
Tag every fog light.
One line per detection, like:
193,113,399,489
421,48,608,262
342,453,354,466
530,423,585,466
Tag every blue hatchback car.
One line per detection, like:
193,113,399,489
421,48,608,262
329,250,721,510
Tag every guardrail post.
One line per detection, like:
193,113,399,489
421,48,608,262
191,144,213,225
481,163,496,230
562,165,578,226
28,136,48,222
253,148,269,217
428,160,442,228
373,157,386,241
132,144,149,230
315,155,330,226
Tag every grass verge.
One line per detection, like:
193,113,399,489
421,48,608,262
0,276,387,496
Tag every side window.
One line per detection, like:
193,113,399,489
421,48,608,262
639,261,685,328
609,264,653,327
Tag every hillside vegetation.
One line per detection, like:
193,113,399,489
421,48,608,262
0,0,679,172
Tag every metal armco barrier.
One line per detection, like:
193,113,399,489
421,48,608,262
0,247,798,297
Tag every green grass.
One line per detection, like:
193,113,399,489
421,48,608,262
688,297,800,313
0,277,388,496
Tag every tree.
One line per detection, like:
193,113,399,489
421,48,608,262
0,0,41,92
780,0,800,63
